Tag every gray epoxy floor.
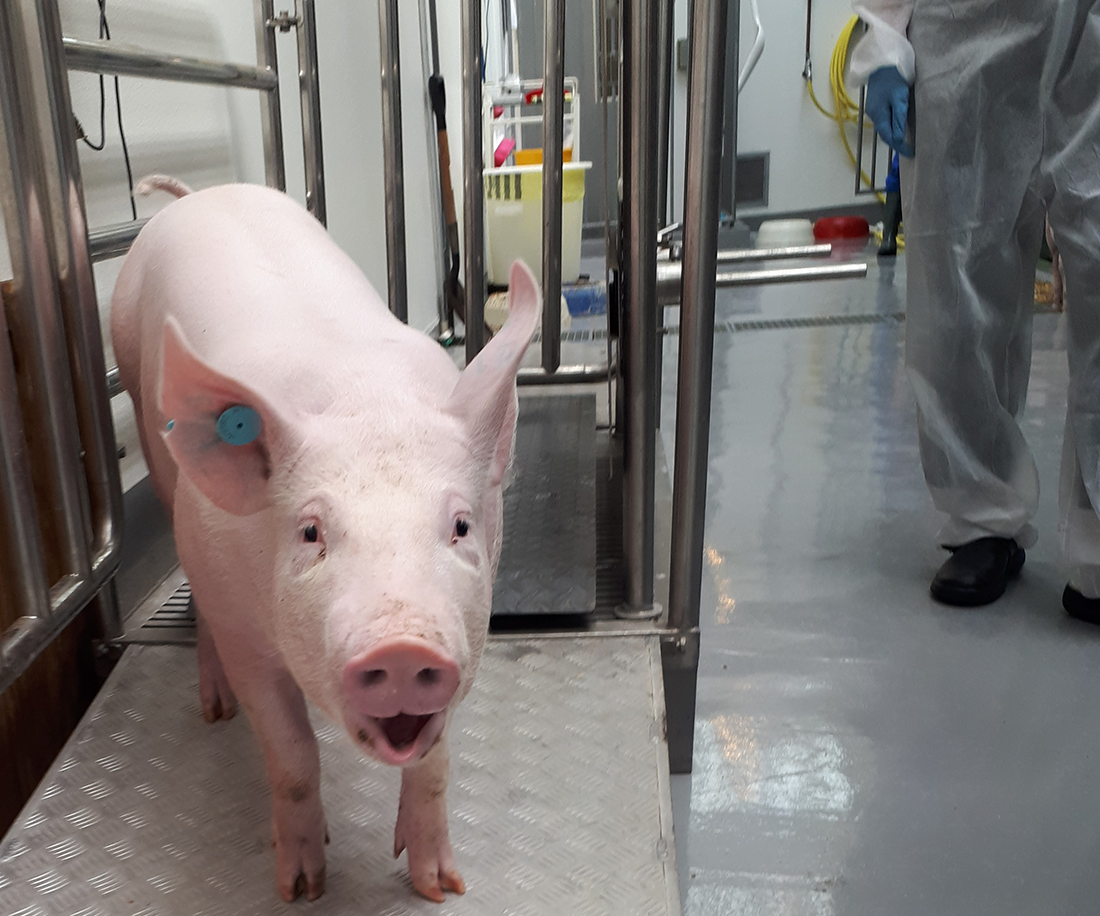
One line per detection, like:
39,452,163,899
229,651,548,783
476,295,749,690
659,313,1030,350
663,249,1100,915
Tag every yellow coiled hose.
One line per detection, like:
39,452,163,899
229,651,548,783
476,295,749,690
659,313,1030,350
806,15,886,206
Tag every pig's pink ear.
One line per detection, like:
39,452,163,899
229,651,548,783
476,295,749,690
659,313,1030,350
446,259,541,487
158,318,299,516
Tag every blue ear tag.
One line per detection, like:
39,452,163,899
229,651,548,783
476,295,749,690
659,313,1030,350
166,419,175,431
217,405,261,446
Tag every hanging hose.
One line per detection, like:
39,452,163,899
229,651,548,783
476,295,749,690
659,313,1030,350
805,15,885,203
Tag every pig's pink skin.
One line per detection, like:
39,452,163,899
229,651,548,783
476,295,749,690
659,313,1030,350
111,183,540,903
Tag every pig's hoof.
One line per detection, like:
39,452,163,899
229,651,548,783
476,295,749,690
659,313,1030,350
276,854,326,902
397,838,466,903
200,680,238,723
411,865,466,904
198,659,238,722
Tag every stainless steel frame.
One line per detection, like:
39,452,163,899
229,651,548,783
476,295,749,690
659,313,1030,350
540,0,566,374
88,218,149,262
255,0,287,192
63,37,279,90
461,0,486,360
74,0,323,268
294,0,326,225
619,0,661,619
664,0,732,774
0,0,124,693
0,0,331,688
656,259,867,305
378,0,407,320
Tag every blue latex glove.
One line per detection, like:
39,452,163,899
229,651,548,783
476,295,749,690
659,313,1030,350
865,66,914,157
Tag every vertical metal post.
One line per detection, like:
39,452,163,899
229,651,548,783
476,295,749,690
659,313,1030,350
665,0,732,774
540,0,565,373
718,0,738,218
0,0,92,597
655,0,674,228
618,0,660,618
417,0,451,338
461,0,486,359
295,0,326,225
378,0,408,321
0,294,50,630
255,0,287,191
33,0,124,635
856,88,866,195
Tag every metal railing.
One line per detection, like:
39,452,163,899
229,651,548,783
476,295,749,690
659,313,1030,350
83,0,326,272
0,0,327,690
0,0,124,694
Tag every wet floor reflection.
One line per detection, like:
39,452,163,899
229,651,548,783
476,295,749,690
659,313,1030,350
666,253,1100,916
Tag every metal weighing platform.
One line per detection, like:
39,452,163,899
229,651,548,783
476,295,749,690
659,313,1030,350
0,636,678,914
493,395,597,618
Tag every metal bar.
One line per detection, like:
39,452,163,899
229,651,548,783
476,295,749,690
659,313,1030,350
461,0,486,359
417,0,450,338
63,37,278,90
0,0,91,588
655,0,674,228
666,0,732,774
295,0,327,225
717,0,739,218
35,0,124,633
517,362,612,386
869,111,879,189
540,0,566,374
656,260,866,304
717,243,831,263
378,0,408,321
661,242,834,264
856,86,866,195
0,0,91,692
255,0,287,191
88,218,148,262
0,297,51,669
619,0,661,619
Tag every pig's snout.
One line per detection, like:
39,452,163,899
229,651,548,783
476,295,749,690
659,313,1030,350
343,638,460,720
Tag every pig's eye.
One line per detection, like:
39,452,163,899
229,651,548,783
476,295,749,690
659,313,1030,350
303,524,319,543
453,518,470,541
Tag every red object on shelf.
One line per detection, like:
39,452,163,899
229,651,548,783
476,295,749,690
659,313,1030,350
493,105,504,118
493,138,516,167
525,87,543,104
813,216,870,240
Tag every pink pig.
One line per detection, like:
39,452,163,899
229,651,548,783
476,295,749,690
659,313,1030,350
111,177,540,903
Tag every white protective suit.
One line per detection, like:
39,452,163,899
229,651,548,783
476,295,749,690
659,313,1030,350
849,0,1100,595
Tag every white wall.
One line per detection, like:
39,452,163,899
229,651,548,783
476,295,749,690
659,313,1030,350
1,0,446,348
670,0,880,224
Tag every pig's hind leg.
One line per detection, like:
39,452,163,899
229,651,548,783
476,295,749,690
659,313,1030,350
394,734,466,902
196,606,238,721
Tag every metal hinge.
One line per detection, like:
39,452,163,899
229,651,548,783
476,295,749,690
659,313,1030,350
267,10,300,32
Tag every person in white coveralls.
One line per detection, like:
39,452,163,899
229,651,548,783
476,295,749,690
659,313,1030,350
850,0,1100,617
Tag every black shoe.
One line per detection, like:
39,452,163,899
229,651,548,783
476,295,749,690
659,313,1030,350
930,537,1025,607
1063,586,1100,625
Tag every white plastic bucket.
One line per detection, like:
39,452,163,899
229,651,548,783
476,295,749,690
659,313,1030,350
484,162,591,286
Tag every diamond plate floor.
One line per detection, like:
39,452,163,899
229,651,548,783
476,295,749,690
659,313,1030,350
0,638,678,915
493,394,597,617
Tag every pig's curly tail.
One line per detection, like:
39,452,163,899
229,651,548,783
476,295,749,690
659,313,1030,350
135,174,193,199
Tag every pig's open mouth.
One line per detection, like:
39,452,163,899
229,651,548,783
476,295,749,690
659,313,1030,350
379,713,432,750
353,710,447,765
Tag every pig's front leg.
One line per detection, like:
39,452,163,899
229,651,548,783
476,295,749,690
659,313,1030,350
218,637,327,902
195,603,237,722
394,734,466,903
